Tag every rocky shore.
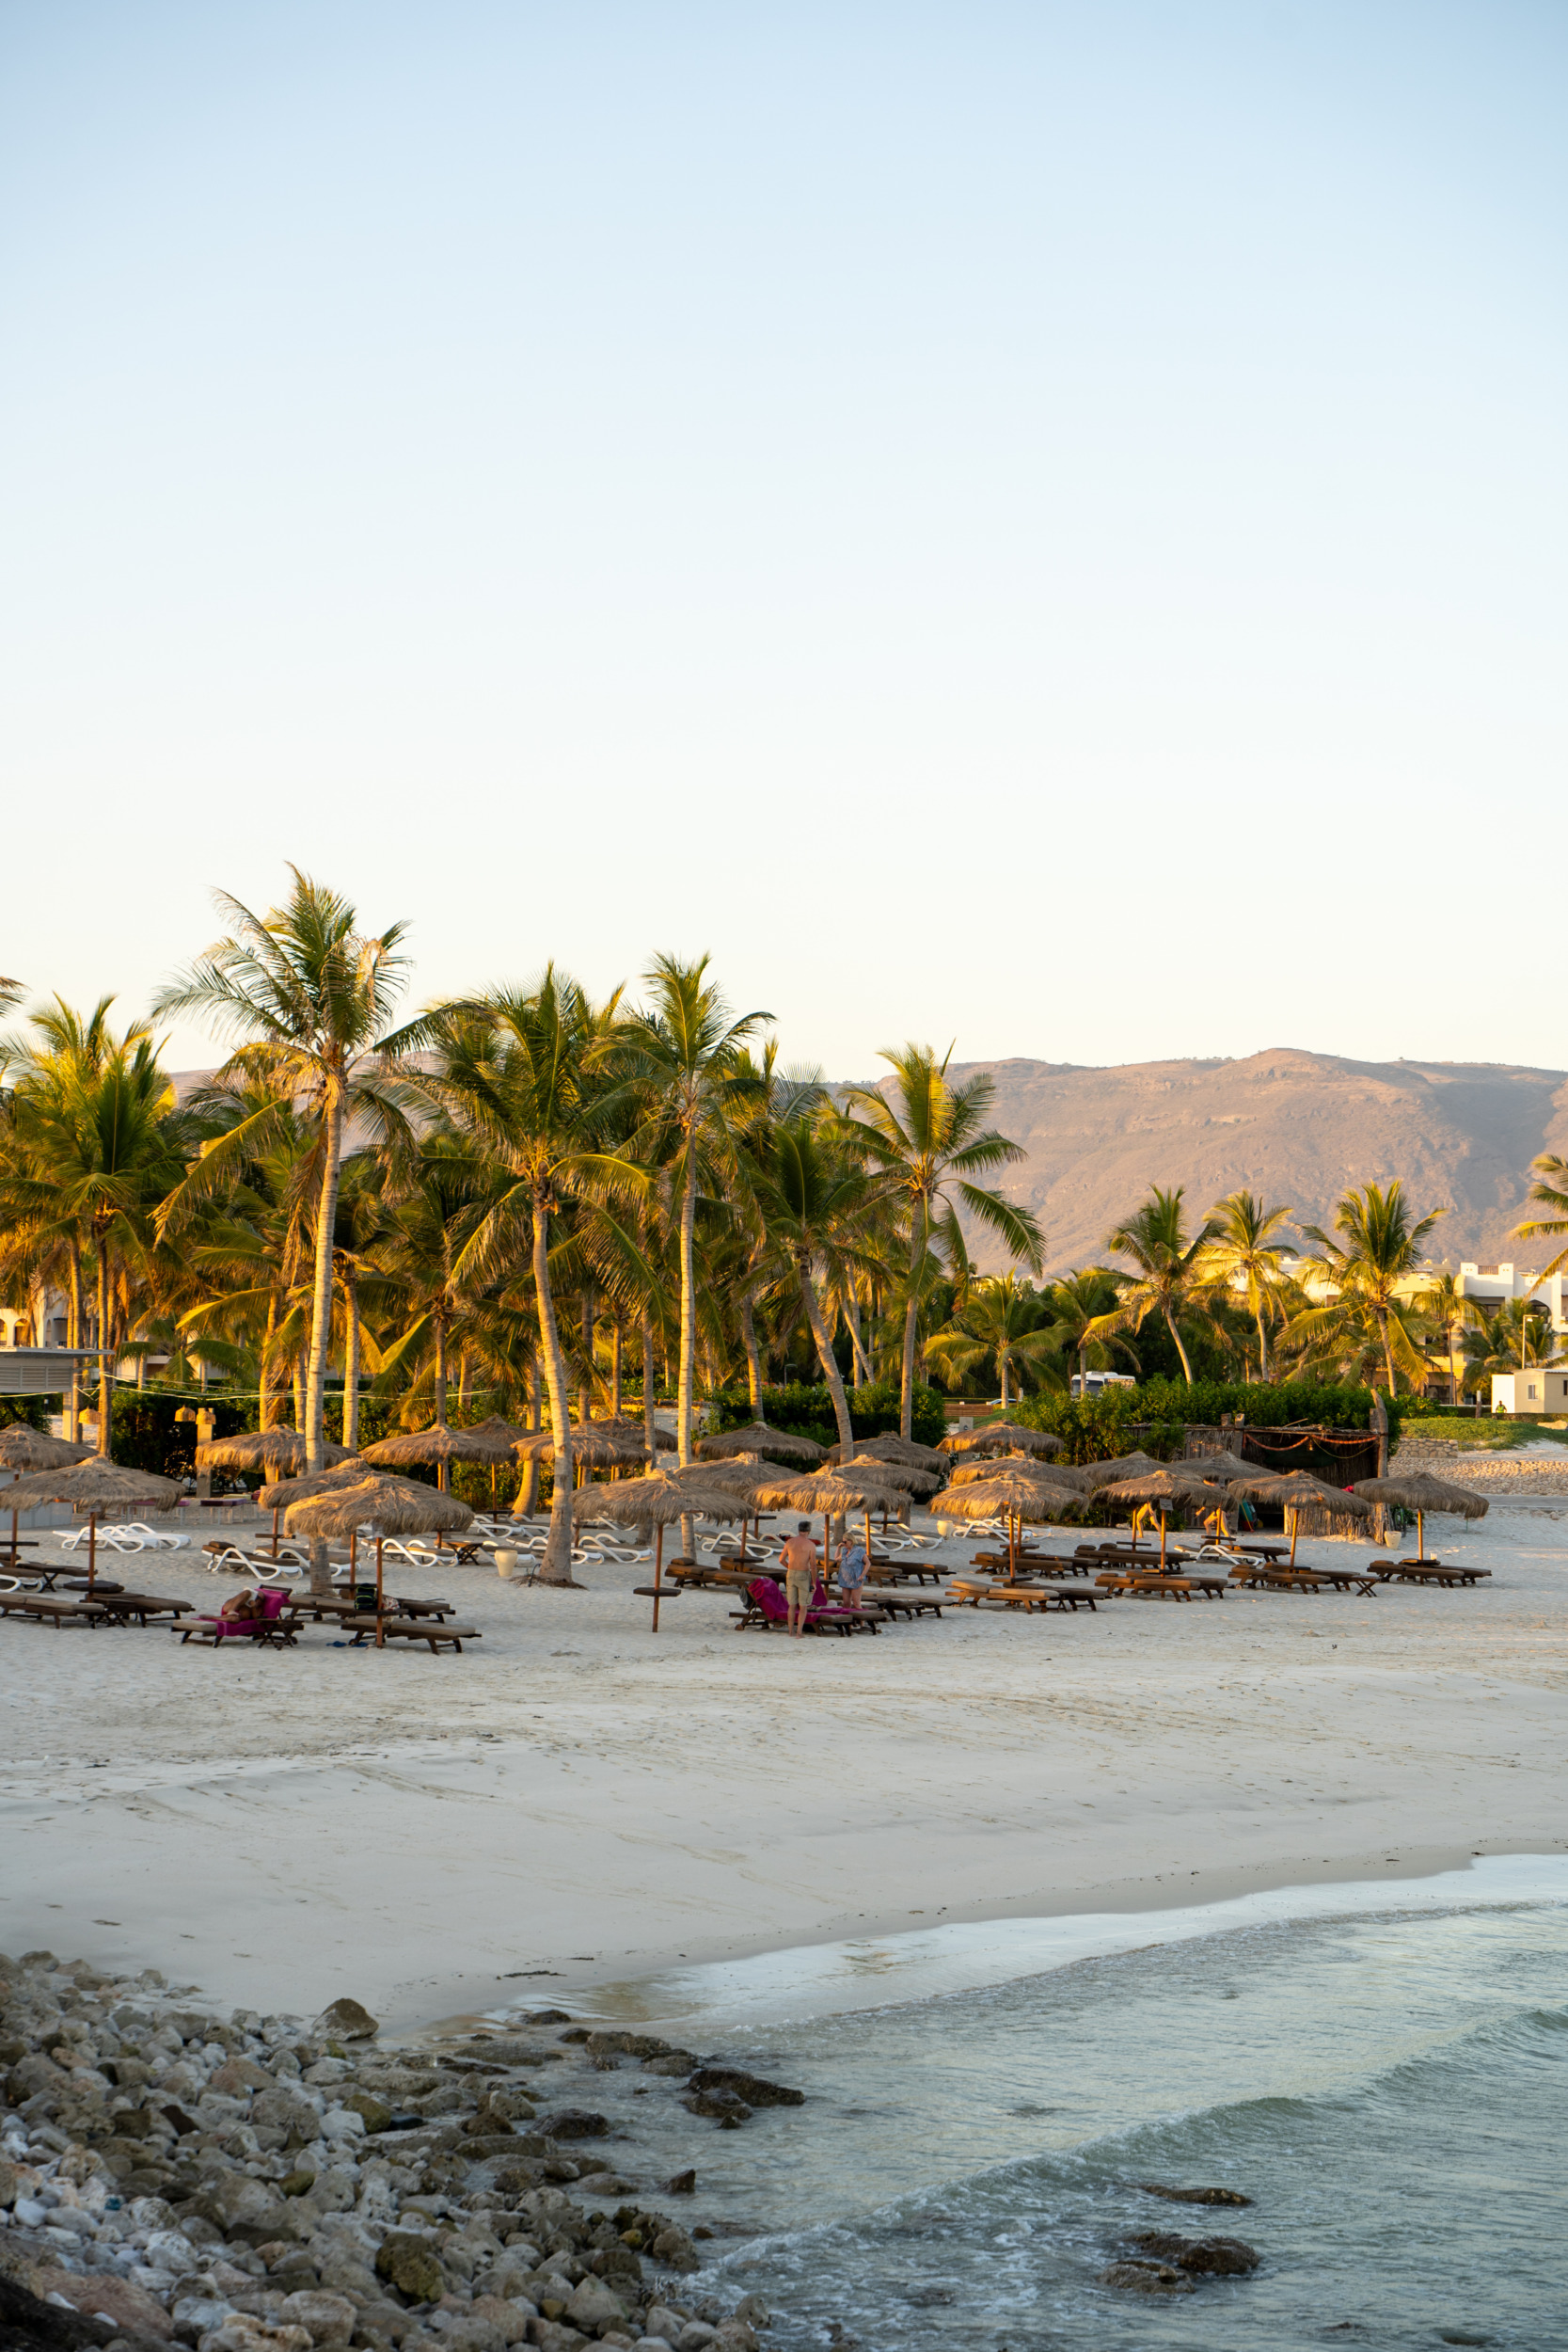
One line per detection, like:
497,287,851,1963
0,1954,779,2352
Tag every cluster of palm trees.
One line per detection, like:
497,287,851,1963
0,873,1046,1578
6,872,1564,1580
928,1174,1568,1408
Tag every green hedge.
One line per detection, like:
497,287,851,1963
1014,1378,1399,1463
710,1380,948,1452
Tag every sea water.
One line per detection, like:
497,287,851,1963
486,1860,1568,2350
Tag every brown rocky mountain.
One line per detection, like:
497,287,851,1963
920,1049,1568,1276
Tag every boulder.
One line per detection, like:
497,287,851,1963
188,2174,278,2237
465,2296,533,2345
642,2310,685,2344
662,2172,695,2199
339,2091,393,2136
1127,2232,1260,2277
1136,2182,1252,2206
648,2228,699,2275
682,2068,802,2110
197,2318,313,2352
30,2269,175,2340
563,2279,626,2334
276,2293,356,2345
1100,2262,1196,2296
529,2326,588,2352
310,2003,378,2043
0,2269,116,2352
209,2060,274,2099
680,2091,750,2127
374,2235,445,2307
531,2112,608,2142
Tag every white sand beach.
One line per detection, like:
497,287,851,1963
3,1502,1563,2032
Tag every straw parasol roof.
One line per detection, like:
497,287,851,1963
284,1477,474,1541
362,1423,516,1470
196,1429,355,1477
2,1458,182,1511
949,1452,1071,1489
697,1422,828,1466
938,1422,1063,1459
0,1427,94,1471
513,1422,648,1468
936,1474,1085,1522
1074,1450,1164,1492
1234,1470,1370,1515
462,1413,533,1447
576,1472,748,1528
674,1457,774,1496
265,1461,443,1512
1180,1451,1259,1483
840,1452,942,1496
1349,1472,1488,1519
827,1434,947,1470
749,1467,911,1521
1100,1467,1227,1511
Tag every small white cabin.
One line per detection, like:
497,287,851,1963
1490,1367,1568,1414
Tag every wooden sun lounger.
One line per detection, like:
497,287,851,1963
92,1593,195,1625
946,1579,1099,1613
1379,1561,1492,1587
343,1613,481,1653
0,1593,108,1628
866,1591,945,1620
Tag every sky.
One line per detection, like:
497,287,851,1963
2,1,1564,1080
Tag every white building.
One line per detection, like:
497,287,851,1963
1491,1366,1568,1414
1459,1263,1568,1334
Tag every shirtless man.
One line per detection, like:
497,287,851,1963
780,1520,819,1637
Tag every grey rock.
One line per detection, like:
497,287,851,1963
309,2006,377,2046
1100,2261,1196,2296
681,2070,801,2112
1128,2230,1260,2276
1136,2182,1252,2206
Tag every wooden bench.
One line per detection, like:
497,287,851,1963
344,1614,481,1654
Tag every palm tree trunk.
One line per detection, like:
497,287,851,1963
610,1318,623,1418
846,1290,872,1386
260,1290,279,1432
344,1279,360,1451
305,1095,345,1474
1256,1307,1269,1384
434,1314,450,1489
532,1201,578,1584
95,1236,113,1456
642,1319,657,1465
739,1289,764,1419
517,1354,542,1518
677,1148,698,1466
1000,1356,1011,1409
579,1289,594,1425
800,1266,855,1451
66,1244,83,1446
293,1350,307,1434
1376,1310,1396,1397
1164,1304,1196,1383
899,1210,925,1441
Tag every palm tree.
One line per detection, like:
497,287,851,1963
926,1274,1063,1407
1418,1269,1489,1406
1287,1182,1445,1394
1467,1296,1557,1385
611,956,769,1466
1198,1191,1294,1382
844,1044,1043,1439
1099,1186,1219,1384
1513,1154,1568,1280
372,1134,493,1469
422,974,643,1582
1044,1267,1138,1395
4,1005,189,1452
153,870,420,1474
750,1118,882,1451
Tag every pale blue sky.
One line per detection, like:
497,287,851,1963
3,2,1563,1075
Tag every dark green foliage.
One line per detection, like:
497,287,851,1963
711,1379,947,1451
1015,1377,1400,1460
0,1399,48,1433
107,1393,249,1478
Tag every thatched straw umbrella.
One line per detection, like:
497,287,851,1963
1,1458,182,1595
1099,1467,1227,1571
935,1469,1086,1576
1179,1451,1258,1483
1229,1470,1372,1565
1349,1471,1486,1564
361,1422,515,1495
750,1466,911,1574
938,1422,1063,1459
841,1453,942,1497
1074,1450,1164,1492
196,1429,354,1483
949,1452,1068,1489
514,1423,648,1474
697,1422,828,1467
0,1427,94,1566
673,1458,778,1562
576,1472,748,1629
285,1477,474,1638
827,1434,947,1470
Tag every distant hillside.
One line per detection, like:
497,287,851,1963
902,1049,1568,1275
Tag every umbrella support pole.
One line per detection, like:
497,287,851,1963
1159,1513,1167,1573
652,1524,663,1634
271,1507,279,1561
87,1512,97,1597
375,1536,385,1646
1289,1511,1298,1569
